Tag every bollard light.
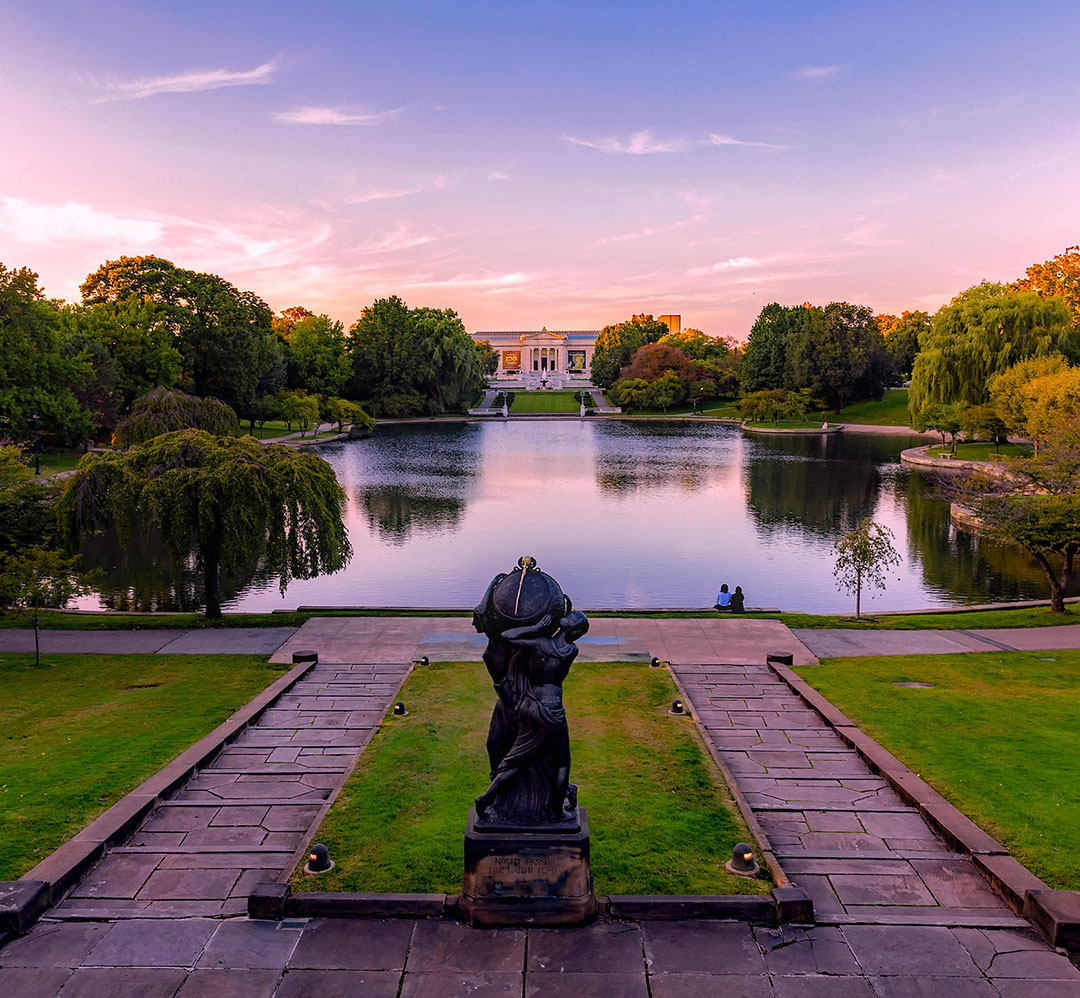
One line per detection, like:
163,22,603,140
651,657,662,668
670,699,685,715
726,842,759,877
393,701,408,716
305,843,334,875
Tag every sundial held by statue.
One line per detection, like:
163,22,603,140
461,556,597,927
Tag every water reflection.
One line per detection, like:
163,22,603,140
76,421,1079,612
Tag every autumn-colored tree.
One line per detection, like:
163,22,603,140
1012,245,1080,326
619,343,696,384
988,356,1071,442
589,314,669,388
1021,368,1080,454
273,305,315,342
59,430,351,618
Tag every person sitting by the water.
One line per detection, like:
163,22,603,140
714,584,731,610
729,586,745,613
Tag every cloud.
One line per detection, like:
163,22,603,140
844,222,903,249
95,60,276,101
685,256,761,277
594,214,705,246
565,129,789,155
400,271,530,292
790,65,845,80
708,133,790,151
0,197,163,245
563,129,694,155
344,175,446,204
274,105,402,126
486,171,510,181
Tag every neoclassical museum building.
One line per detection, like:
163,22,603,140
473,316,680,379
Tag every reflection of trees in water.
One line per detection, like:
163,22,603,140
356,486,466,545
79,523,270,612
593,421,716,495
900,471,1080,602
744,434,882,538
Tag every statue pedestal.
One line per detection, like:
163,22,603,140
460,807,596,927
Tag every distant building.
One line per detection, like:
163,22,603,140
472,315,681,379
472,328,601,377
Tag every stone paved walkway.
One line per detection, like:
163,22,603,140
46,661,409,922
795,625,1080,659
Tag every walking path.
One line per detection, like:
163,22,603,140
795,624,1080,659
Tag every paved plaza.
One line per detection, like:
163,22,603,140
3,617,1080,994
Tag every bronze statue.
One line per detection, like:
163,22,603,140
472,556,589,828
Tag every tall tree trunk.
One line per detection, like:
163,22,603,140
1032,550,1066,614
204,545,222,619
855,570,862,619
34,600,41,667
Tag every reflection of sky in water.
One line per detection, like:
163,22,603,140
209,421,1072,613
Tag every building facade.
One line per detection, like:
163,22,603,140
473,328,601,377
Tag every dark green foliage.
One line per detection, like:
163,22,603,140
287,313,351,396
347,296,482,414
58,430,351,617
880,311,930,380
112,387,239,448
909,282,1077,425
739,303,805,393
589,314,669,389
0,444,57,556
0,263,93,446
81,255,279,413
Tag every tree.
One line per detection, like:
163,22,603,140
1021,368,1080,456
657,328,735,364
909,282,1077,427
113,387,239,448
739,303,807,393
81,256,280,413
1,263,93,447
1012,245,1080,327
59,430,351,618
475,339,499,377
988,355,1071,442
287,313,351,396
412,306,484,412
785,302,891,411
325,397,375,434
59,298,183,407
958,426,1080,612
272,305,315,342
610,378,650,410
0,444,57,556
249,394,282,436
280,390,320,436
913,402,964,452
833,518,901,618
0,548,92,666
739,388,816,425
646,371,687,412
879,311,930,380
589,314,669,389
619,343,697,384
960,404,1008,453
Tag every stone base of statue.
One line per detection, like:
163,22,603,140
460,807,596,927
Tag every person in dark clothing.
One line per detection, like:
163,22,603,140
729,586,745,612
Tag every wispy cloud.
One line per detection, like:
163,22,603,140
486,171,510,181
563,129,694,155
709,133,790,151
94,60,277,101
790,65,845,80
400,271,530,293
344,176,446,204
565,128,789,155
274,105,402,126
844,222,903,248
594,215,705,246
0,197,163,244
685,256,762,277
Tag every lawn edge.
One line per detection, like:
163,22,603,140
774,660,1080,956
0,658,316,938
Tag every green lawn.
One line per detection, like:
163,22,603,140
796,651,1080,889
825,389,912,426
0,653,288,880
293,661,771,896
511,391,586,413
926,442,1033,461
36,452,84,476
744,419,830,430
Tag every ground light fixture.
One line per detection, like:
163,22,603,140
726,843,759,877
393,701,408,716
412,656,430,667
304,843,334,875
670,699,686,715
651,657,662,668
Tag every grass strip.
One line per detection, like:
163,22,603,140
795,650,1080,889
0,652,288,880
510,391,587,413
294,660,771,896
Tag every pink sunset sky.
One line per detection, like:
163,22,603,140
2,0,1079,339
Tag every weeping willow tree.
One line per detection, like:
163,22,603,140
59,430,351,617
113,386,239,448
909,283,1076,427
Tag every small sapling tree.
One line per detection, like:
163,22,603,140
833,518,902,619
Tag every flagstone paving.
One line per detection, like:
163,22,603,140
45,662,410,921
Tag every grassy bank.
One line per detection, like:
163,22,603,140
829,389,911,426
510,391,586,413
4,603,1077,631
293,660,770,896
796,651,1080,889
0,653,287,880
925,441,1033,460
